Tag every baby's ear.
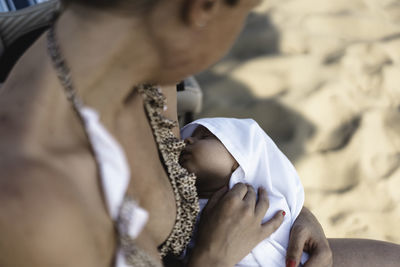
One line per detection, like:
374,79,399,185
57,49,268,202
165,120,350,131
183,0,221,28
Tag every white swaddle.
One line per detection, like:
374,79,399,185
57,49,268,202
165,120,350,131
181,118,308,267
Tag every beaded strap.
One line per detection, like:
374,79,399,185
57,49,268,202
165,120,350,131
47,26,83,109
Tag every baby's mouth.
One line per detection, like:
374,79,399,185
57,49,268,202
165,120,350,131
179,150,191,165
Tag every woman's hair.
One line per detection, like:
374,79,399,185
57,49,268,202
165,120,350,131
61,0,157,10
63,0,239,10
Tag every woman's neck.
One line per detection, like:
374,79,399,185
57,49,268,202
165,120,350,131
54,4,160,124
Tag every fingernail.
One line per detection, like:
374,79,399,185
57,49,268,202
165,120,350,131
282,211,286,216
286,259,296,267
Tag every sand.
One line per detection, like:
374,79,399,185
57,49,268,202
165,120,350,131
194,0,400,243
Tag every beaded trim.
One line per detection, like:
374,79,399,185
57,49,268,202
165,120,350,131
137,84,200,257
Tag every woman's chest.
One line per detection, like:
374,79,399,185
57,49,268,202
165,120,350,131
114,96,177,247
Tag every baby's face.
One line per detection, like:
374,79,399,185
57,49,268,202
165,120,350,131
180,126,237,198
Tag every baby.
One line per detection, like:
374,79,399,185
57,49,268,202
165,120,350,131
180,117,308,267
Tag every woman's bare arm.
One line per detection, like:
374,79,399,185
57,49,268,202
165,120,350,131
287,207,400,267
329,238,400,267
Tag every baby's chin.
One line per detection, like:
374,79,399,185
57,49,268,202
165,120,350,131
196,182,229,199
196,189,216,199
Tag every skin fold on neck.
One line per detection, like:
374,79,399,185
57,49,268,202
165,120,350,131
54,4,161,125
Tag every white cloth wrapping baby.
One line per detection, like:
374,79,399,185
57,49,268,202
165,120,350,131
181,118,308,267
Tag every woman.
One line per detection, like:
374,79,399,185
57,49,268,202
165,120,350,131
0,0,398,266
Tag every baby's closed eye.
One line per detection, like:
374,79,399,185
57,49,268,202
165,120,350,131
201,133,214,139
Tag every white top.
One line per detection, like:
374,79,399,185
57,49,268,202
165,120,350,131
78,106,149,267
181,118,308,267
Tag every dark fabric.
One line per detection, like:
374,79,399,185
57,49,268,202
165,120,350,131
0,0,59,81
177,81,185,92
0,26,48,82
12,0,31,9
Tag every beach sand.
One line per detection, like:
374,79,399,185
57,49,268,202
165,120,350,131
195,0,400,243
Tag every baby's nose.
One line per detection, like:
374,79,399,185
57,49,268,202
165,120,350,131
184,137,194,145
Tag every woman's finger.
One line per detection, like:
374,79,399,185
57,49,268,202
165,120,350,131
286,225,308,267
243,184,256,207
303,246,333,267
260,210,285,238
229,183,249,200
255,187,269,218
203,185,228,213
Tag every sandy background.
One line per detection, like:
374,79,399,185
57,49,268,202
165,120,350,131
194,0,400,243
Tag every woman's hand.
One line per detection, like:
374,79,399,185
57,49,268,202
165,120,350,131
286,207,333,267
188,183,285,267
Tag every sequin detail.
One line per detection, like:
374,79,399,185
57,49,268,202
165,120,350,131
137,84,200,257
